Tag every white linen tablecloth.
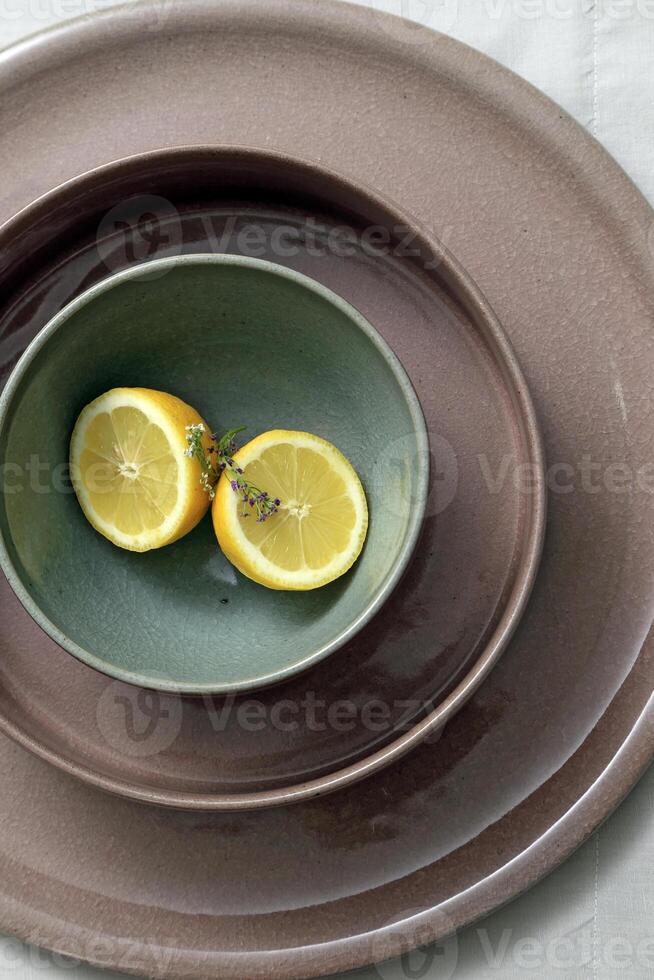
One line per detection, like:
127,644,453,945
0,2,652,978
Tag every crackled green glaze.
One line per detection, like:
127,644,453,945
0,255,428,692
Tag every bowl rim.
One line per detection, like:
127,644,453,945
0,251,431,693
0,143,547,809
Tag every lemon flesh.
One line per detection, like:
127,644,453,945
70,388,210,552
213,430,368,590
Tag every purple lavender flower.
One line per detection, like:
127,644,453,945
184,422,282,520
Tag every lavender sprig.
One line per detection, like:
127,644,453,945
184,423,281,522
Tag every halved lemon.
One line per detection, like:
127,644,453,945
212,430,368,590
70,387,211,552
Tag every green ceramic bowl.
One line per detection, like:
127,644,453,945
0,255,428,693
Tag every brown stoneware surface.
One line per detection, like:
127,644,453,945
0,146,545,807
0,1,651,977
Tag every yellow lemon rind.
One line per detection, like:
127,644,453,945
70,387,211,553
212,429,368,590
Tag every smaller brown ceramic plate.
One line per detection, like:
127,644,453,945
0,147,545,809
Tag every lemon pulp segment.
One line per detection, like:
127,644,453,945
213,430,368,590
70,387,210,552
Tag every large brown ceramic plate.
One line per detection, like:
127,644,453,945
0,1,652,977
0,146,545,808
